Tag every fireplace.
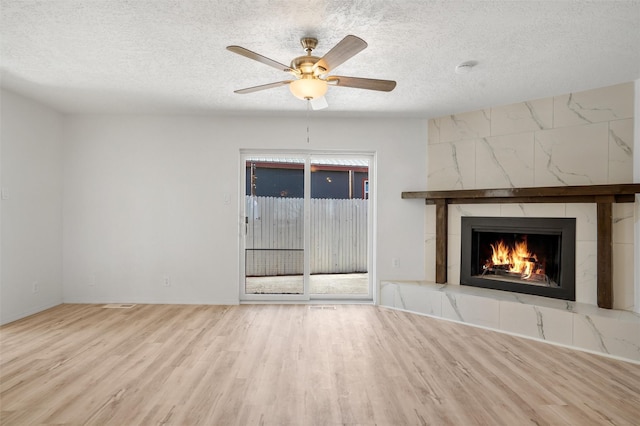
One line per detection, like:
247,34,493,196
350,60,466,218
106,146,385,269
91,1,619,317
460,217,576,301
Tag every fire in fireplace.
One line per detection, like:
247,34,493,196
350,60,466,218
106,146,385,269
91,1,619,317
482,235,556,286
460,217,576,301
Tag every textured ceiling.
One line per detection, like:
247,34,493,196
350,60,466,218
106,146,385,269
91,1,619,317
1,1,639,118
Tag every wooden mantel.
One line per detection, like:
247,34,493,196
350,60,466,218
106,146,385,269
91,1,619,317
402,184,640,309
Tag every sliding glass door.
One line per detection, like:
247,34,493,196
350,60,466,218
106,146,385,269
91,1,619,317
309,156,369,297
240,152,372,301
244,156,306,297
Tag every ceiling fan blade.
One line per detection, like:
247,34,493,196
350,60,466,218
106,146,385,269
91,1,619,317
327,76,396,92
227,46,293,73
313,35,367,74
310,96,328,110
234,81,293,94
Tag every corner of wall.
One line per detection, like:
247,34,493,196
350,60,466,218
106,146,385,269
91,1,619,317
0,89,64,325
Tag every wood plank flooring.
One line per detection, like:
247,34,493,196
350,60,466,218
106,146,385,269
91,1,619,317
1,303,639,425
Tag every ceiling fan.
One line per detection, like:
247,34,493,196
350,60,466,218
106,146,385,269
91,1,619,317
227,35,396,110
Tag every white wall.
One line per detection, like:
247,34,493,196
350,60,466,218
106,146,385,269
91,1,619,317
1,89,63,324
62,115,427,304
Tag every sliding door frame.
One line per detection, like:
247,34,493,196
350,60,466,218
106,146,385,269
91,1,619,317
238,149,376,303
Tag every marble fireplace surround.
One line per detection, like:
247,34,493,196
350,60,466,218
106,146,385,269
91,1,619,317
383,184,640,363
382,82,640,363
402,183,640,309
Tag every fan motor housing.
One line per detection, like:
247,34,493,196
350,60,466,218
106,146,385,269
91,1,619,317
291,55,327,76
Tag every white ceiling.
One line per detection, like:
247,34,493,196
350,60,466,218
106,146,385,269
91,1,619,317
1,1,639,118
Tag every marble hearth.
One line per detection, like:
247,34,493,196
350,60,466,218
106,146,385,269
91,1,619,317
380,280,640,363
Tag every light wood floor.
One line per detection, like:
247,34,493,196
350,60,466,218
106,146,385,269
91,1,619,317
1,304,639,425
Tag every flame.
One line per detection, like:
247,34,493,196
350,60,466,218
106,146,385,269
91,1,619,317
489,239,538,279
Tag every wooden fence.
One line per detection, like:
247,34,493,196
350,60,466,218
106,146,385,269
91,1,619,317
245,196,368,276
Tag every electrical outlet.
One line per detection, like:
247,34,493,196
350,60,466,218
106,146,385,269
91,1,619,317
32,281,40,294
163,276,171,287
392,258,400,268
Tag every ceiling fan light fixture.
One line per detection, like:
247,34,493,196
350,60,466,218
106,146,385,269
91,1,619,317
289,77,328,100
228,35,396,107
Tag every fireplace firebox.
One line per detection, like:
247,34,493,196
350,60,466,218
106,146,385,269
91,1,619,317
460,217,576,301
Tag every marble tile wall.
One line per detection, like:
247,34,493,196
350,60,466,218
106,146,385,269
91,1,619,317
428,82,634,189
426,82,636,311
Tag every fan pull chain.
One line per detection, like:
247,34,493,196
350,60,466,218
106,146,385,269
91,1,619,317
306,99,311,144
